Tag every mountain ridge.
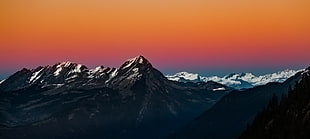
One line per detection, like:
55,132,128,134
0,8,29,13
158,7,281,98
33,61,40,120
0,57,299,90
0,55,231,139
166,69,300,89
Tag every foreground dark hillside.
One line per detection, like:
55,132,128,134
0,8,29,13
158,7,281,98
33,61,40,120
240,67,310,139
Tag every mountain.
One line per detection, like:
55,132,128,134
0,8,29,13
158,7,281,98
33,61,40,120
166,70,300,89
166,72,201,83
239,67,310,139
171,68,305,139
0,56,232,139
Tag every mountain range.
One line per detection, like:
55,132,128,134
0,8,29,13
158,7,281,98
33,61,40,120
166,70,300,89
1,64,299,91
0,55,308,139
0,56,231,139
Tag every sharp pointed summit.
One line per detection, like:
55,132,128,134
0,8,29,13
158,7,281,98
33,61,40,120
120,55,152,70
107,55,167,90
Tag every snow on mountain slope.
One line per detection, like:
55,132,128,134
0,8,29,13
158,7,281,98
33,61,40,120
166,69,301,89
0,79,4,84
166,72,200,83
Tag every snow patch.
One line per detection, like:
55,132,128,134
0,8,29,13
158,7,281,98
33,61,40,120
213,87,226,91
89,66,106,78
121,58,136,69
54,61,74,76
92,66,105,73
105,69,118,83
132,68,139,72
138,57,144,63
42,84,64,88
29,68,43,83
0,79,5,84
66,75,78,80
111,69,118,77
59,61,72,67
70,64,82,73
127,72,142,80
54,67,63,76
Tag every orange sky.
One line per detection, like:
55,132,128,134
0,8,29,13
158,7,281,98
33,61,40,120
0,0,309,77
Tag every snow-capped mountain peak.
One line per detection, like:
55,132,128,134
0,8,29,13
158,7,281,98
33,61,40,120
166,69,301,89
57,61,73,68
91,66,106,73
53,61,87,76
224,73,256,80
166,72,200,82
120,55,152,70
88,66,116,78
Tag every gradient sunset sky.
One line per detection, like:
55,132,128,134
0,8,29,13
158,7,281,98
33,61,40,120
0,0,309,79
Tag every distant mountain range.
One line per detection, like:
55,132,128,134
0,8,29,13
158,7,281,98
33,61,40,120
0,56,231,139
166,70,300,89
